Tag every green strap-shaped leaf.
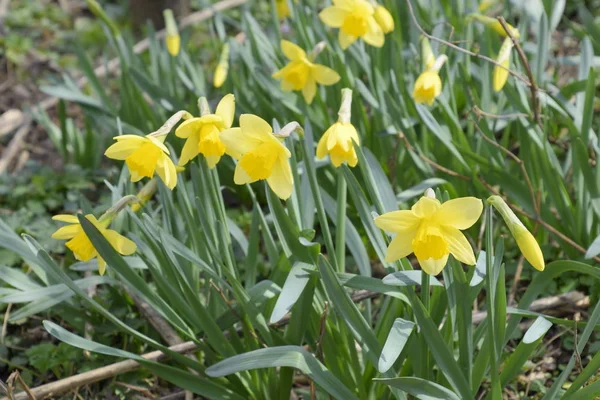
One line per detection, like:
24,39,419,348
378,318,415,373
376,377,461,400
44,321,245,400
206,345,358,400
270,262,315,323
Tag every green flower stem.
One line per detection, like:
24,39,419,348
485,206,501,400
420,271,431,379
300,136,338,270
335,167,347,273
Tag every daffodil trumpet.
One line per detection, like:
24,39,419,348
317,88,360,167
487,195,545,271
175,94,235,168
374,190,483,275
220,114,294,200
272,40,340,104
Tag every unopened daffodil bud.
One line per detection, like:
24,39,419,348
214,43,230,88
131,180,158,212
467,14,520,39
316,88,360,167
493,37,513,92
413,55,447,106
487,195,545,271
374,5,394,34
163,9,180,56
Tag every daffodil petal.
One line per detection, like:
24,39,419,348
179,133,200,166
175,118,202,138
302,77,317,104
240,114,272,139
156,155,177,190
339,30,357,50
418,253,449,276
267,156,294,200
319,7,347,27
435,197,483,230
52,215,80,223
316,130,330,159
281,40,306,61
221,127,261,159
105,139,141,160
441,226,476,265
205,155,221,168
52,224,82,240
215,94,235,129
411,197,441,218
312,64,341,85
363,17,384,47
374,210,420,233
98,257,107,276
384,229,417,262
104,230,137,255
234,163,254,185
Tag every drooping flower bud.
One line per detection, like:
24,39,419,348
493,37,513,92
487,195,545,271
214,43,230,88
163,9,180,56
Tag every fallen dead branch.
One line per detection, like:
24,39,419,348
3,290,589,400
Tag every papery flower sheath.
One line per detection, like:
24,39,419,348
375,191,483,275
220,114,293,200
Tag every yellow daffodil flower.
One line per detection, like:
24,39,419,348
493,37,513,92
214,43,230,88
413,55,447,105
319,0,384,49
220,114,293,200
374,5,394,34
105,133,177,190
163,9,180,56
175,94,235,167
487,195,545,271
375,191,483,275
317,88,360,167
52,214,136,275
272,40,340,104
